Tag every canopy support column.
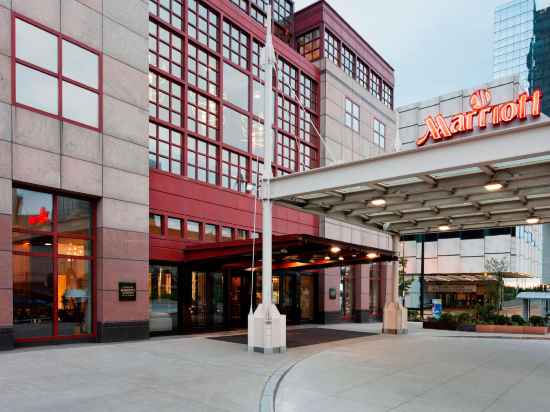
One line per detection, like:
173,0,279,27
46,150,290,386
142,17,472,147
383,235,408,334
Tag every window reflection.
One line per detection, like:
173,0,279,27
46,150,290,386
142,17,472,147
223,64,249,110
15,19,58,72
15,64,58,115
12,234,53,254
62,40,99,89
57,196,93,236
12,188,53,232
149,265,179,333
223,106,249,152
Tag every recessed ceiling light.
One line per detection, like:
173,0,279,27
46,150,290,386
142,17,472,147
324,256,331,260
438,225,451,231
526,217,540,224
484,182,503,192
44,242,52,246
366,252,379,259
338,256,344,261
352,254,357,258
370,198,386,207
330,246,341,254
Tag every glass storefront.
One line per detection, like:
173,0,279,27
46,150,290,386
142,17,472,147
148,265,179,333
12,188,94,341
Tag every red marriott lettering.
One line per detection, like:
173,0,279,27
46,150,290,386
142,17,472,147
416,89,543,147
28,207,50,225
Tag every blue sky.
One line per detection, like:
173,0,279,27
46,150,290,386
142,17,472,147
294,0,550,107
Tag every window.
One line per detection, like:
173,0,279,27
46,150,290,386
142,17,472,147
251,120,264,157
252,80,274,120
223,20,249,69
370,72,381,100
187,44,218,96
296,28,321,62
250,6,266,25
223,65,249,110
12,189,94,340
341,45,355,78
222,227,233,241
382,83,393,109
299,109,315,143
187,90,218,140
324,30,339,64
277,97,296,135
236,229,248,240
277,59,297,98
204,224,218,241
252,159,264,193
14,18,101,129
148,20,183,78
356,59,368,90
272,0,293,23
223,106,249,152
149,72,182,127
230,0,247,12
167,217,183,237
188,0,218,51
276,132,296,171
252,40,264,79
299,143,316,171
222,149,248,192
150,214,163,235
374,119,385,148
149,0,183,30
187,220,200,240
345,98,360,132
149,122,183,174
187,136,218,184
299,74,316,111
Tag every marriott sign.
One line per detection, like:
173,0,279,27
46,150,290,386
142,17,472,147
416,89,543,147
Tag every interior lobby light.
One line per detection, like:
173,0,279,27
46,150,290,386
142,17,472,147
526,217,540,224
484,182,503,192
438,225,451,231
330,246,341,254
370,198,387,207
366,252,379,259
338,256,344,261
324,256,331,260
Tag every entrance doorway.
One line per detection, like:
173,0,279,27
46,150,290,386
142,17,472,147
340,267,353,321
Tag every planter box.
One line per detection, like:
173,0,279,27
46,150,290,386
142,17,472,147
475,325,548,335
423,321,457,330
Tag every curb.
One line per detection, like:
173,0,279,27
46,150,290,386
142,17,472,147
259,359,300,412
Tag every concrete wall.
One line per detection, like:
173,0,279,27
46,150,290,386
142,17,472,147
317,58,397,321
0,0,150,348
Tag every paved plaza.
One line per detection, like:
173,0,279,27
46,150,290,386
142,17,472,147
1,324,550,412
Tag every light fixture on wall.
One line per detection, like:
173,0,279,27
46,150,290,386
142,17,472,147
370,198,386,207
366,252,379,259
330,246,341,254
484,181,503,192
526,217,540,224
438,225,451,231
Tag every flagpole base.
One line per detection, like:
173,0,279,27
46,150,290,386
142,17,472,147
248,304,286,354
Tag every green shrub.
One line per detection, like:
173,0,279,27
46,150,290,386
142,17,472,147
510,315,526,326
456,312,473,325
408,309,421,322
474,304,497,323
494,315,511,325
529,316,545,327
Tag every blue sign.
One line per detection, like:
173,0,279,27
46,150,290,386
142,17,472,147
432,299,442,320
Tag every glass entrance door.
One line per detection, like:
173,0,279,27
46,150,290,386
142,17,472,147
300,274,315,321
148,265,179,333
340,267,353,320
191,271,225,329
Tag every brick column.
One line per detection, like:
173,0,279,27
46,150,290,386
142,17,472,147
318,267,341,323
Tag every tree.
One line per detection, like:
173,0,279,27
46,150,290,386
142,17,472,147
398,256,414,304
485,257,508,313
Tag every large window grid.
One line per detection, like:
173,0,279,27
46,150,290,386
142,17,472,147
299,74,316,111
276,132,297,171
277,97,296,135
342,45,355,78
374,119,385,148
149,20,183,79
149,122,183,174
250,6,266,25
277,58,297,98
299,143,316,171
223,20,249,70
230,0,248,12
370,72,381,100
187,0,218,51
149,0,183,31
149,72,182,127
187,89,218,140
13,16,101,130
382,82,393,109
187,136,218,184
299,109,316,143
252,40,264,79
251,159,264,193
296,28,321,62
187,43,218,96
345,98,360,132
324,30,339,64
222,149,248,192
272,0,293,23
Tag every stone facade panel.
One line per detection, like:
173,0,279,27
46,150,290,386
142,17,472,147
61,122,102,163
103,134,149,176
13,143,61,188
13,0,60,30
14,108,61,153
103,96,148,147
61,0,102,49
61,155,102,196
103,18,148,73
103,55,148,110
102,166,148,205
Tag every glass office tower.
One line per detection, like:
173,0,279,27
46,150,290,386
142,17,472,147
528,6,550,116
493,0,536,91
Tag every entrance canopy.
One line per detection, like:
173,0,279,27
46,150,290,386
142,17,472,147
182,234,396,271
269,120,550,235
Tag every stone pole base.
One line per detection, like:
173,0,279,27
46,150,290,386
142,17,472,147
248,304,286,354
382,301,408,334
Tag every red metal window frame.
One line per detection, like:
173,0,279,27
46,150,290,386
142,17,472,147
187,89,218,140
222,19,249,70
370,71,381,100
299,142,316,172
148,19,184,79
186,219,202,240
277,58,297,98
149,121,183,175
187,135,218,184
299,73,316,111
276,132,297,171
221,226,234,241
221,149,248,192
149,213,164,235
230,0,248,13
356,58,369,90
252,40,264,79
187,42,219,97
382,82,393,109
250,5,266,25
324,29,339,65
12,188,97,344
149,0,184,31
167,216,184,238
272,0,293,23
277,95,297,135
149,71,183,127
296,28,321,62
188,0,219,52
341,44,355,78
12,13,103,133
204,223,218,242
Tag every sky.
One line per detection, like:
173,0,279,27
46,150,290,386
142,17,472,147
293,0,550,107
